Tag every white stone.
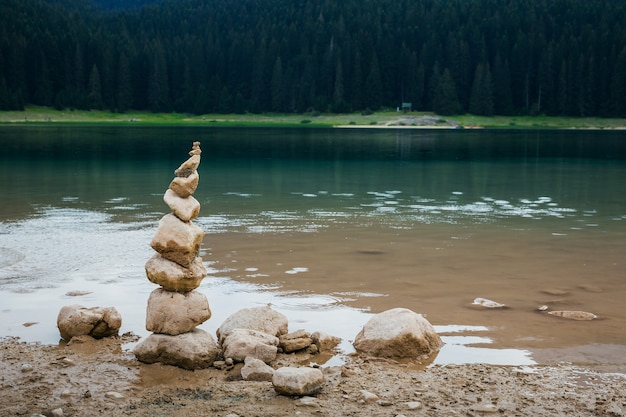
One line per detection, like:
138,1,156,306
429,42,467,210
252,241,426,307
105,391,125,399
241,356,275,381
296,396,320,407
57,305,122,341
272,367,325,396
473,297,507,308
49,409,63,417
150,213,204,267
145,288,211,335
547,310,597,320
353,307,443,359
133,328,220,370
217,305,288,343
471,404,498,413
60,358,76,366
145,253,207,292
360,390,380,403
221,328,279,363
163,189,201,222
406,401,423,409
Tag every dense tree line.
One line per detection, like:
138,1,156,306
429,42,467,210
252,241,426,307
1,0,626,116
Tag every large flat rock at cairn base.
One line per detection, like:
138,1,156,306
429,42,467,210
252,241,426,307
216,305,289,344
133,329,220,370
145,253,207,292
150,213,204,267
163,189,201,222
57,305,122,341
146,288,211,335
353,307,443,359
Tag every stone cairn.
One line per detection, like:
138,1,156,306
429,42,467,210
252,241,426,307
134,141,220,370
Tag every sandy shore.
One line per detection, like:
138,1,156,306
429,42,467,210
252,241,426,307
2,335,625,417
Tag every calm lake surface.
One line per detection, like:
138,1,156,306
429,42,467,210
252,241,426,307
1,125,625,368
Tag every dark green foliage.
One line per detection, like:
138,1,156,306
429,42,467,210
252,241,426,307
469,63,494,116
1,0,625,116
433,69,462,115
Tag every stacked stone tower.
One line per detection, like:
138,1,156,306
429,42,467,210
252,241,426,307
134,141,220,370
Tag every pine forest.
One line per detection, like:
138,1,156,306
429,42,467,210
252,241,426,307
1,0,626,117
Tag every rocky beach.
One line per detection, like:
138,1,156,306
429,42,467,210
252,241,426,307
1,334,626,417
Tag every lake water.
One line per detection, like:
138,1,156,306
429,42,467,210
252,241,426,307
1,125,625,368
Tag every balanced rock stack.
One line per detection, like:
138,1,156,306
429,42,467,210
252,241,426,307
134,141,220,370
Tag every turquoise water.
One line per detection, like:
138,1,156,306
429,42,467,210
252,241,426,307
1,125,625,367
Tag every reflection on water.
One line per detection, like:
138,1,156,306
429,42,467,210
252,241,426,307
0,126,625,368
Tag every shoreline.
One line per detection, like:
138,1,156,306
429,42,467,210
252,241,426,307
2,335,625,417
2,106,626,130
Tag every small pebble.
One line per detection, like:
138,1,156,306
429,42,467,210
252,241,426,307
105,391,125,399
471,404,498,413
296,396,319,407
49,408,63,417
359,390,380,403
60,358,76,366
548,310,597,320
406,401,422,409
20,363,33,372
473,297,507,308
213,360,227,370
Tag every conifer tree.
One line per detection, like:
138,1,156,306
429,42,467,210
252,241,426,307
433,69,461,115
88,65,103,109
271,57,284,112
116,53,132,112
469,63,494,116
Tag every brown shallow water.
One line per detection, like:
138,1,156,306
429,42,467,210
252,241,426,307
205,220,626,365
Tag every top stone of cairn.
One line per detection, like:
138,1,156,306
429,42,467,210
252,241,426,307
169,141,202,198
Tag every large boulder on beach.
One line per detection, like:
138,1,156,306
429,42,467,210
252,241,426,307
145,288,211,335
272,367,325,396
133,328,219,370
57,305,122,341
150,213,204,267
216,305,288,344
353,307,443,359
221,328,279,363
145,253,207,292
